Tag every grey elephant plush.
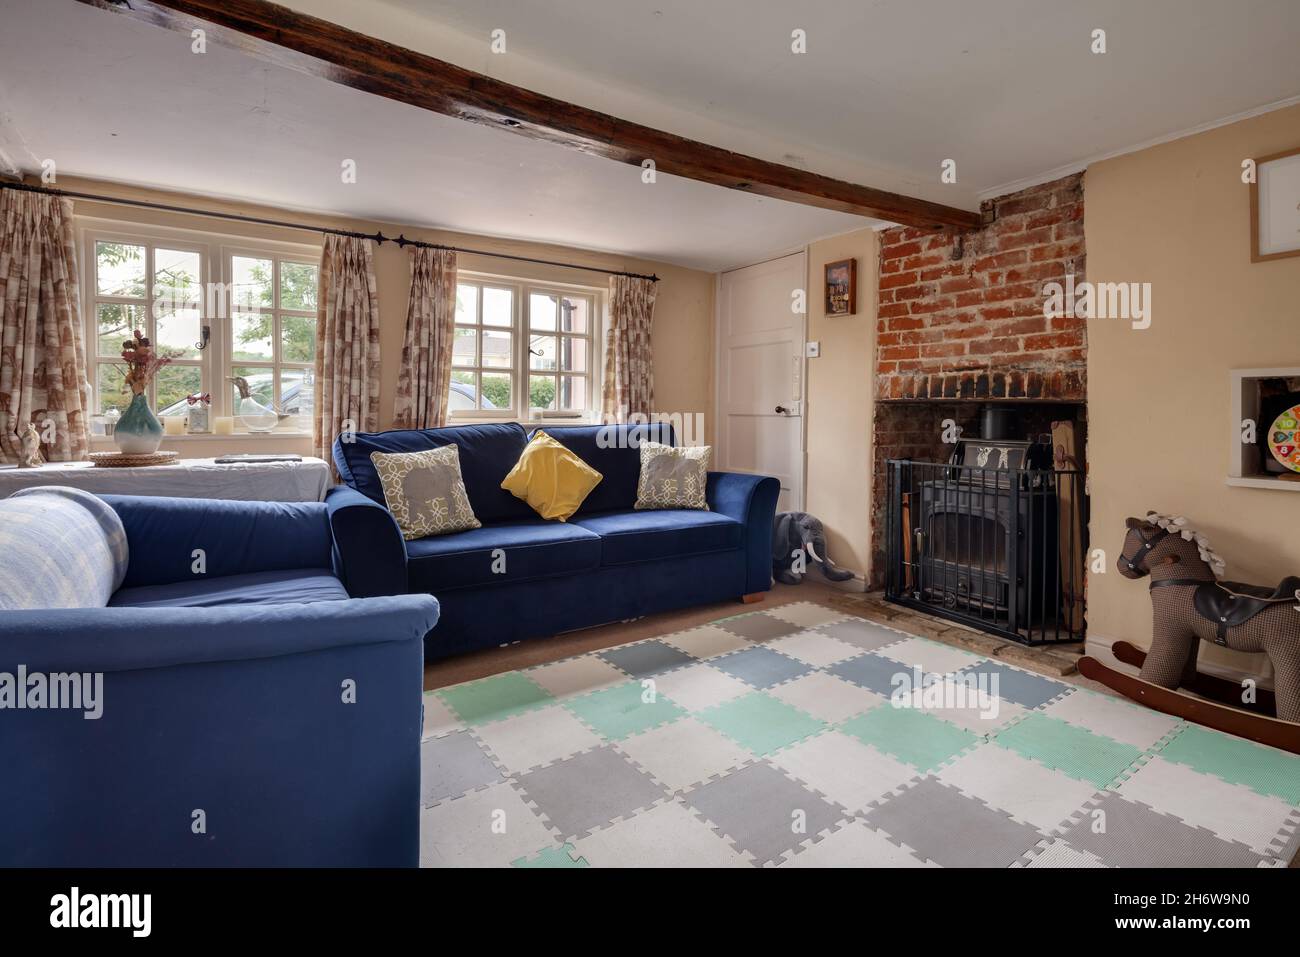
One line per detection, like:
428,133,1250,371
772,512,855,585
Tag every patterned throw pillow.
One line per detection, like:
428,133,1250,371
634,442,711,511
370,445,481,540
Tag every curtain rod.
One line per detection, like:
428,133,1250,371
0,181,660,283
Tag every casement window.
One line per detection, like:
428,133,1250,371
450,275,598,421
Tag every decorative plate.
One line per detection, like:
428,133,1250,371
1267,404,1300,473
89,451,180,468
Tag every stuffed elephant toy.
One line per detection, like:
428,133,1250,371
772,512,855,585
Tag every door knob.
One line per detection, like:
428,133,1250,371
775,405,789,415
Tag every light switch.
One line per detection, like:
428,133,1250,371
805,341,820,358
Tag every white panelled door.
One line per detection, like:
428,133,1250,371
715,253,806,512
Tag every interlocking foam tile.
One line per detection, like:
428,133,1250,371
525,654,627,699
471,702,603,775
828,651,920,697
697,691,827,757
1055,792,1267,868
935,742,1101,831
1040,686,1183,750
714,611,804,642
764,629,863,668
1157,724,1300,804
615,716,752,792
598,639,698,678
421,692,463,740
1019,839,1107,868
770,671,883,724
420,730,503,806
573,800,753,868
1114,755,1297,855
878,636,986,676
778,819,938,868
511,844,590,868
420,781,555,868
514,745,668,840
840,704,979,772
992,713,1143,788
769,729,916,813
563,679,686,741
952,660,1069,710
815,617,908,653
710,645,812,689
649,662,752,713
863,776,1046,867
901,683,1027,734
684,760,847,865
766,601,848,629
437,671,553,726
662,623,754,659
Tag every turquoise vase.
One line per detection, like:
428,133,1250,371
114,393,164,455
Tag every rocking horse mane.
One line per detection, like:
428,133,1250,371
1142,511,1226,580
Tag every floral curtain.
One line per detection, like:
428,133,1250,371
0,190,90,463
313,234,381,466
392,247,456,429
601,275,658,422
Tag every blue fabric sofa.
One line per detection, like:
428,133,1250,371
330,422,780,660
0,489,439,868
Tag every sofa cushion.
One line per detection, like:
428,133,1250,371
571,509,742,566
635,442,711,511
501,430,603,521
529,422,675,515
109,568,349,608
371,445,481,539
335,423,536,524
406,520,601,592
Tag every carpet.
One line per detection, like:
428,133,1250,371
419,601,1300,867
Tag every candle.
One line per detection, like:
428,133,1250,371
163,416,186,436
213,417,235,436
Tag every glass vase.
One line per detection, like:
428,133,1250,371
114,393,164,455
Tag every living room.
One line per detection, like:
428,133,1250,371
2,0,1299,915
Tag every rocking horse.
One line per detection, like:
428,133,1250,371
1077,512,1300,754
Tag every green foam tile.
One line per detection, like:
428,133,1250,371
697,691,826,756
840,703,978,772
1157,724,1300,804
512,844,589,868
564,680,686,741
437,671,553,725
993,713,1143,788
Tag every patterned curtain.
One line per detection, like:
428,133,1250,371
0,190,90,463
392,247,456,429
313,234,380,466
601,275,658,422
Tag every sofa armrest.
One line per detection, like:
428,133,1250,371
707,471,781,595
326,485,408,598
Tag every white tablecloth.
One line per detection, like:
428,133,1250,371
0,456,332,502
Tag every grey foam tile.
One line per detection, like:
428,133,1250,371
715,612,803,642
599,639,697,678
711,646,811,689
514,745,667,839
817,617,908,653
421,729,503,806
953,660,1068,709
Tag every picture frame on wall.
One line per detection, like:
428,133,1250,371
1251,146,1300,262
824,258,857,316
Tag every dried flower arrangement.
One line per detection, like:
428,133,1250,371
120,329,171,396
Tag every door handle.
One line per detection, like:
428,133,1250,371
775,405,789,415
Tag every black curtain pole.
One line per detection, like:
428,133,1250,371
0,180,660,283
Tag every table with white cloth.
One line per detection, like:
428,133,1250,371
0,456,332,502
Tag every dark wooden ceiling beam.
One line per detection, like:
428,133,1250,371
76,0,982,230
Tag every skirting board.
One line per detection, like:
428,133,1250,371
1085,634,1275,691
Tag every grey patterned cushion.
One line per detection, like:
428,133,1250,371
634,442,711,511
370,445,481,540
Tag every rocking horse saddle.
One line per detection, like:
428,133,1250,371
1191,576,1300,645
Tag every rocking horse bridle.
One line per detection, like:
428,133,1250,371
1122,526,1168,574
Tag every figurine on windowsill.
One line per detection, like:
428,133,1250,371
185,392,212,434
17,423,44,468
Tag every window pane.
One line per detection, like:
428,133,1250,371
559,336,587,373
97,363,132,414
558,376,588,411
449,370,477,412
156,306,202,361
280,367,313,425
529,335,557,371
96,242,146,298
231,256,274,311
96,303,145,357
154,248,201,307
480,373,511,410
452,327,476,366
483,287,512,327
529,292,557,331
455,284,478,324
231,366,276,412
560,297,588,334
280,261,318,311
281,314,316,363
156,364,201,416
482,329,512,369
232,312,274,360
529,375,556,412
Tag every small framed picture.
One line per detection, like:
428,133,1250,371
824,258,857,316
1251,146,1300,262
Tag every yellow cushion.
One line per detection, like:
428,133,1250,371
500,430,602,522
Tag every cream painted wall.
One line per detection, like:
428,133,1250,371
1085,104,1300,675
803,229,878,580
55,177,714,457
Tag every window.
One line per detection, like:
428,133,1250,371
450,276,597,420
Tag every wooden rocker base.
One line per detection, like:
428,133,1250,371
1110,640,1279,717
1078,648,1300,756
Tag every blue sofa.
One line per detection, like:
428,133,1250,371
330,422,780,660
0,489,439,868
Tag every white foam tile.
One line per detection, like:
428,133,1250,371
1041,689,1183,750
878,636,985,675
472,703,603,774
769,730,916,813
573,800,752,868
780,819,937,868
767,602,848,629
771,671,883,724
651,662,752,712
663,624,752,659
526,654,626,699
1021,839,1108,868
616,717,752,791
936,743,1099,831
765,629,862,668
420,782,555,868
422,693,463,740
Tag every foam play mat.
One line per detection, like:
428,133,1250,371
419,602,1300,867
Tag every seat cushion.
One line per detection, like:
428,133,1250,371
571,509,743,566
529,422,675,515
406,520,601,592
109,568,349,608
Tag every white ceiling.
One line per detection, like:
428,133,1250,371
2,0,1298,272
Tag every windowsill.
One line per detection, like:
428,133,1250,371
90,430,310,444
